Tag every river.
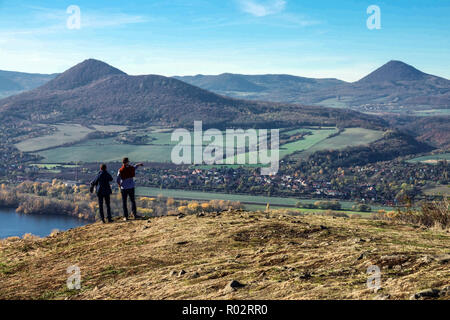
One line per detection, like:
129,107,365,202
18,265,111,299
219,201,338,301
0,208,88,239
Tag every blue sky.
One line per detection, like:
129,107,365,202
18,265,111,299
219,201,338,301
0,0,448,81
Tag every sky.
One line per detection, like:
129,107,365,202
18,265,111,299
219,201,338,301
0,0,448,82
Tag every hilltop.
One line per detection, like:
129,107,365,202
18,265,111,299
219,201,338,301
356,60,433,83
1,210,449,300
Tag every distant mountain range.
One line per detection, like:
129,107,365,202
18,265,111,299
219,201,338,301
0,59,385,129
1,60,448,113
175,61,450,111
0,70,57,98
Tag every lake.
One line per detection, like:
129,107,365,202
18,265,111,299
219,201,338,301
0,208,88,239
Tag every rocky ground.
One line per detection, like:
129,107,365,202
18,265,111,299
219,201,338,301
0,210,449,300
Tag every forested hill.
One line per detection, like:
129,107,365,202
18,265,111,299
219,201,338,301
0,59,387,129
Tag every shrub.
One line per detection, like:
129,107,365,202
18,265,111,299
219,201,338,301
374,198,449,230
352,203,372,212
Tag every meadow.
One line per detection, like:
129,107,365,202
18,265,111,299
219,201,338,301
293,128,384,159
15,124,94,152
15,124,127,153
408,153,450,164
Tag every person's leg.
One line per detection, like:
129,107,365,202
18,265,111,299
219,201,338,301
98,194,105,222
121,189,129,218
105,194,112,221
129,188,138,217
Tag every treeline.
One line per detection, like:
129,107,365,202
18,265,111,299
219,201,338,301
295,200,371,212
0,181,243,221
296,200,342,210
0,182,95,220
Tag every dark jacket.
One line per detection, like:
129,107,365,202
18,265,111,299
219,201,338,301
90,170,113,196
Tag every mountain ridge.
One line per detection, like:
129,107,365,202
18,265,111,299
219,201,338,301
0,59,387,129
0,70,57,98
175,60,450,110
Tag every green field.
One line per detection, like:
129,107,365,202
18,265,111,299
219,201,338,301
38,138,174,163
408,153,450,164
136,187,391,211
36,126,338,164
30,124,383,166
220,127,337,165
412,109,450,117
313,97,350,109
92,125,127,132
16,124,127,153
16,124,94,152
293,128,384,159
280,128,336,158
423,185,450,196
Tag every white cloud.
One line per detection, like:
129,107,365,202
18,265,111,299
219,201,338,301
239,0,286,17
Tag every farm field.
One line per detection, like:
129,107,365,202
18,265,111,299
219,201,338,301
31,125,383,166
313,97,350,109
279,128,337,159
15,124,94,152
38,138,173,163
15,124,128,153
92,125,127,132
423,185,450,196
136,186,391,211
220,127,337,164
293,128,384,159
412,109,450,117
35,126,336,164
408,153,450,164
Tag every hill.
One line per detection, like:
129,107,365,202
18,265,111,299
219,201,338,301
0,59,386,129
175,61,450,111
0,210,449,300
0,70,56,98
357,60,432,83
175,73,345,102
390,115,450,150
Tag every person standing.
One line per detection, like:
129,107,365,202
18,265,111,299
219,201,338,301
117,157,144,221
90,164,113,223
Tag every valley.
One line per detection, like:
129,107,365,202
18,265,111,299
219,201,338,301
0,59,447,221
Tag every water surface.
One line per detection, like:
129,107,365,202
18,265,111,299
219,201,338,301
0,208,88,238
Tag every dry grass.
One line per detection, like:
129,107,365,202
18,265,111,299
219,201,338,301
0,210,449,300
